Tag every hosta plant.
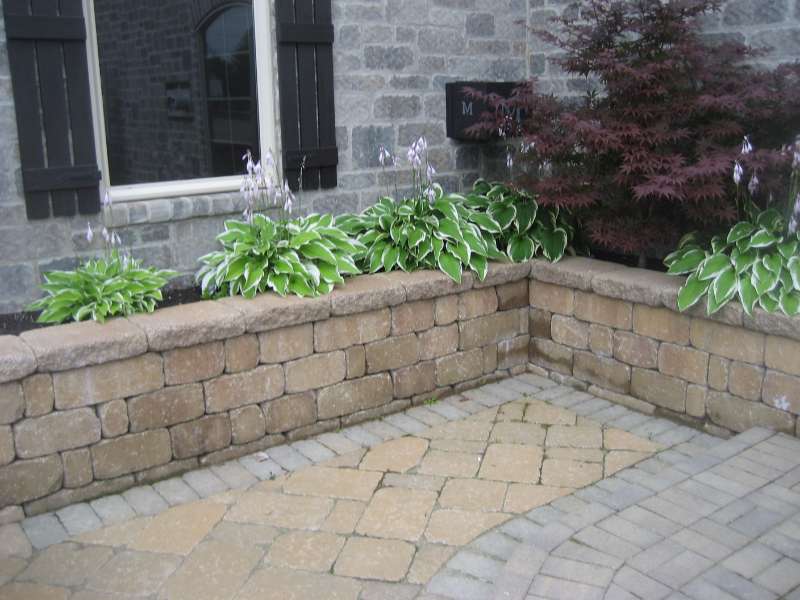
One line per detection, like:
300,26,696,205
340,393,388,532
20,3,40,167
336,186,504,284
665,209,800,316
197,213,363,298
28,250,177,323
463,179,574,263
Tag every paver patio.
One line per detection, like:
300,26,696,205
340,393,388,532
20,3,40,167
1,373,799,599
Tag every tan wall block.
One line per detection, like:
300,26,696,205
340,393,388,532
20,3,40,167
170,415,232,459
458,287,498,320
529,338,573,375
0,455,62,506
392,300,435,335
230,405,266,445
498,335,530,370
345,346,366,379
259,324,313,364
285,351,346,393
317,374,393,420
690,319,765,365
708,356,730,391
708,391,794,433
729,362,765,401
762,370,800,415
589,325,613,357
632,305,691,344
530,308,552,339
98,399,129,438
573,351,630,393
459,311,521,350
686,385,707,418
366,334,419,373
13,408,101,459
128,384,205,432
225,335,259,373
62,448,92,488
419,325,459,361
434,295,458,325
393,361,436,398
658,343,708,385
22,374,53,418
0,382,24,425
497,280,529,310
164,342,224,386
551,315,589,350
529,281,574,315
483,344,498,374
435,349,484,386
574,292,632,330
630,368,686,413
0,426,13,467
765,336,800,377
91,430,172,479
613,332,659,368
204,365,284,412
53,353,164,410
264,392,316,433
314,308,391,352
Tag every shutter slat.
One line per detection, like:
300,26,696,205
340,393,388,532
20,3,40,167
276,0,301,192
276,23,332,44
315,0,337,189
4,15,85,40
295,0,320,191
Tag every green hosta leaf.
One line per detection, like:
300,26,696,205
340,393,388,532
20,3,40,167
470,254,488,281
408,227,426,249
288,275,313,297
450,241,471,265
757,208,783,231
267,272,289,296
759,293,779,312
336,255,360,275
437,252,462,283
508,234,535,262
468,213,502,234
698,254,731,281
709,267,737,314
779,240,799,260
762,253,784,276
514,200,537,233
727,222,756,244
434,199,459,223
382,245,400,272
738,275,759,316
489,202,516,230
677,273,711,312
666,248,705,275
750,228,779,248
780,290,800,316
289,230,322,248
437,218,462,240
733,250,758,275
318,262,344,285
753,261,780,295
538,227,568,262
788,256,800,291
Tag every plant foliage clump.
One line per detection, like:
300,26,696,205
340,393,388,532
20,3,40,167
29,250,177,323
197,213,363,298
468,0,800,260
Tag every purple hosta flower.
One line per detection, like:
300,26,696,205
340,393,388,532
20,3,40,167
498,127,506,139
102,191,112,208
789,192,800,235
101,227,110,243
85,222,94,243
283,181,295,214
424,186,436,203
264,149,275,169
741,135,753,155
378,145,390,167
392,155,400,168
426,162,436,184
111,231,122,247
506,150,514,170
733,161,743,186
748,173,759,196
520,141,534,154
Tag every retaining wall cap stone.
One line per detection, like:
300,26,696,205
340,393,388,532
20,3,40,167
743,308,800,343
591,267,682,307
379,269,474,301
19,318,148,373
329,273,407,316
129,301,245,351
662,285,744,328
472,261,532,288
218,293,331,333
0,336,36,383
529,256,625,290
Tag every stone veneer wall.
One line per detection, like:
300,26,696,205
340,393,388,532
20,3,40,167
528,258,800,439
0,263,530,518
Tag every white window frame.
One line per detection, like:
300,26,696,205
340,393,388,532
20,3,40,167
83,0,278,203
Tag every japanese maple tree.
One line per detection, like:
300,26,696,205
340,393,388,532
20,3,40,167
467,0,800,263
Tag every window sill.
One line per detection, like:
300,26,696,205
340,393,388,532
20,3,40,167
108,176,242,204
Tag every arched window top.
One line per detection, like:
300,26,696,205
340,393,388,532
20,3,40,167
203,4,253,58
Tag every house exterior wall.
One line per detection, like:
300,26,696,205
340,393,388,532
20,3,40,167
0,0,799,314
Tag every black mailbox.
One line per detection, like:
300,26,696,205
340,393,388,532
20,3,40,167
445,81,523,141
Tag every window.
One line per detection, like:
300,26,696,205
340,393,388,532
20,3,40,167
85,0,276,201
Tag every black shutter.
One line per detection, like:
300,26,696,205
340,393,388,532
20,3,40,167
276,0,337,192
4,0,101,219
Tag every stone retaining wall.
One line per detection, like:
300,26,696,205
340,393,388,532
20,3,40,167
0,263,530,517
528,258,800,438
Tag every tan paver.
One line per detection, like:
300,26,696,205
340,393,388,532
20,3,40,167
546,447,604,462
17,543,111,588
490,421,546,445
546,424,603,448
479,443,542,483
321,500,366,535
438,478,507,512
504,484,574,513
161,539,262,600
0,525,31,560
0,582,68,600
356,487,437,541
236,567,362,600
497,402,526,421
322,448,366,468
429,439,486,453
334,537,415,581
225,491,333,529
267,530,345,571
605,450,652,475
0,557,26,587
359,437,428,473
84,550,181,596
407,543,457,584
128,501,226,555
524,401,576,425
207,521,279,547
420,419,492,442
604,427,662,452
75,516,151,547
283,467,382,500
418,449,482,478
424,509,511,545
540,458,604,488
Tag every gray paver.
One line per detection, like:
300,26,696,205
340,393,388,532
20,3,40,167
55,503,102,536
753,557,800,596
182,468,229,497
613,566,671,600
722,543,781,579
238,454,285,480
448,550,504,581
362,418,404,440
290,439,336,462
267,443,312,470
649,549,713,588
341,424,383,447
122,485,169,516
21,514,68,550
210,462,259,489
153,477,200,506
406,406,448,426
472,531,520,561
90,494,136,525
316,432,362,454
529,574,605,600
383,412,429,434
426,571,494,600
427,401,469,421
540,556,614,587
